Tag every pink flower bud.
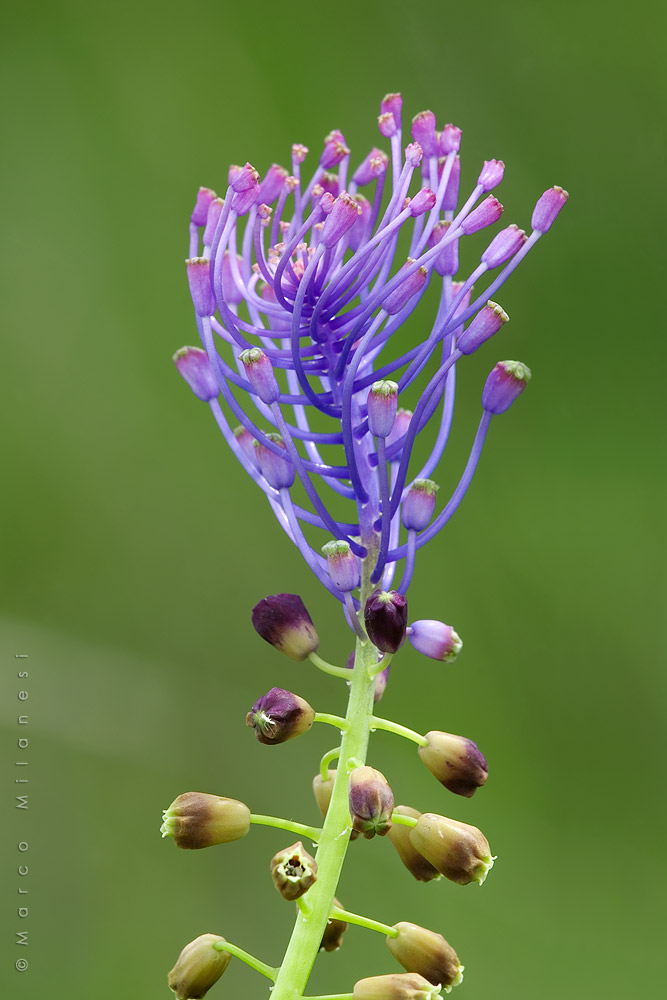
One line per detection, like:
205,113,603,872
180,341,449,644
378,112,398,138
428,221,459,277
442,155,460,212
439,124,462,155
258,163,289,204
353,148,389,186
253,433,295,490
405,142,423,167
481,360,531,414
531,185,569,232
191,187,217,226
185,257,216,316
481,224,527,268
383,260,428,315
233,425,259,467
320,131,350,168
292,143,308,165
322,540,360,592
173,346,218,402
477,158,505,191
320,192,362,248
411,111,438,157
368,380,399,438
348,195,372,252
221,251,244,306
402,480,439,531
381,92,403,129
408,187,437,217
457,300,509,355
239,347,281,404
460,195,504,235
202,197,225,247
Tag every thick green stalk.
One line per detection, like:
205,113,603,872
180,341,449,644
269,568,377,1000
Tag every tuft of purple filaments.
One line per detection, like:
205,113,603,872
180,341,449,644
182,94,567,615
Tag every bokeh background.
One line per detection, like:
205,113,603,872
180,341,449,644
1,0,665,997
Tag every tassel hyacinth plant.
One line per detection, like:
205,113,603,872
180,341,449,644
163,92,567,1000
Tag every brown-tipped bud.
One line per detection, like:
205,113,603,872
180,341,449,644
312,769,337,818
418,732,488,797
387,922,463,991
387,806,440,882
349,766,395,839
320,897,348,951
161,792,250,849
246,687,315,745
168,933,231,999
354,972,442,999
270,841,318,900
251,593,319,661
409,813,495,885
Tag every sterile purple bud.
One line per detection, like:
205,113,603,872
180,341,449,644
246,687,315,745
239,347,281,404
405,142,423,168
387,923,463,991
168,933,231,1000
457,300,509,355
418,732,488,797
220,251,244,306
345,650,391,703
270,841,318,900
442,155,460,212
322,540,360,592
408,188,437,217
231,182,259,216
402,480,439,531
202,197,225,247
364,590,408,653
481,224,527,267
348,765,395,839
251,593,319,660
320,898,348,951
460,195,504,235
231,162,259,192
411,111,438,157
531,185,569,232
383,261,428,315
160,792,251,849
407,620,462,662
185,257,216,316
368,380,399,438
292,143,308,165
258,164,289,205
439,124,462,155
354,973,442,1000
381,93,403,128
228,164,241,186
387,408,412,450
428,221,459,277
388,806,440,883
378,112,398,138
253,433,295,489
320,133,350,169
348,195,372,252
477,159,505,191
313,769,336,819
191,187,217,226
173,347,218,402
233,425,258,467
482,360,532,414
409,813,495,885
319,171,340,197
353,148,389,186
319,191,335,215
321,192,362,248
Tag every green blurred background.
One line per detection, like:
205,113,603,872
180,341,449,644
1,0,665,996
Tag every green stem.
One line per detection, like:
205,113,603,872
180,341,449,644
319,746,341,781
390,811,418,828
313,712,349,732
330,905,397,937
308,651,351,679
248,814,322,844
370,715,428,746
369,652,392,677
212,941,279,980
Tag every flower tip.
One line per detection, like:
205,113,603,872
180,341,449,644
482,359,531,414
173,345,218,402
532,185,569,232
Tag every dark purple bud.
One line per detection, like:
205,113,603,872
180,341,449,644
185,257,216,316
387,923,463,990
364,590,408,653
439,124,462,155
258,164,289,205
481,223,527,268
477,158,505,191
405,143,423,168
161,792,251,849
354,973,440,1000
191,187,217,226
251,593,319,661
457,301,509,356
345,650,391,703
418,731,488,797
383,260,428,316
239,347,281,404
407,620,462,662
348,765,395,839
322,540,360,592
378,112,398,139
270,841,317,900
173,346,218,402
460,195,504,235
368,380,399,438
321,192,362,249
202,197,225,247
387,806,440,883
381,92,403,129
428,220,459,278
353,148,389,186
409,813,495,885
401,480,439,531
411,111,438,158
407,187,437,217
253,433,295,490
320,131,350,169
442,155,461,212
320,897,348,951
168,933,231,1000
246,687,315,745
531,185,569,233
482,360,531,414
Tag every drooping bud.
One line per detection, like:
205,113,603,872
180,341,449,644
345,650,391,703
254,433,295,489
270,841,318,900
481,224,527,268
251,593,319,660
185,257,216,316
418,732,488,797
312,769,336,818
442,155,460,212
428,221,458,277
388,806,440,882
531,185,569,233
320,897,348,951
320,192,362,248
402,480,439,531
353,148,389,186
348,765,395,839
246,687,315,745
258,164,289,205
387,923,463,991
364,590,408,653
408,188,437,217
354,973,442,1000
239,348,281,404
411,111,438,158
191,187,217,227
383,261,428,315
202,197,225,247
482,360,531,414
168,933,231,1000
381,93,403,129
322,540,360,592
460,195,504,235
439,124,462,155
457,301,508,356
477,159,505,191
173,347,218,402
160,792,251,849
407,620,462,662
409,813,495,885
368,380,399,438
